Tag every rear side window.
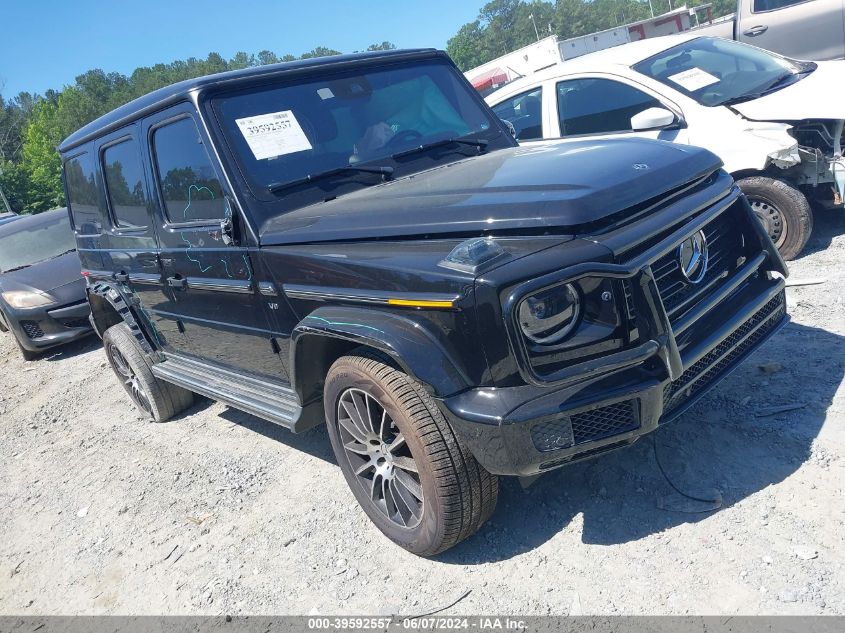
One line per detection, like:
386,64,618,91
152,117,226,224
754,0,804,11
490,87,543,141
557,78,661,136
65,152,102,233
102,138,149,229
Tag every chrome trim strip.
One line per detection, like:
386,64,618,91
128,273,162,285
186,278,253,294
282,284,460,306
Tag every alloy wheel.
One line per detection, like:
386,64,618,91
107,342,152,415
336,387,424,528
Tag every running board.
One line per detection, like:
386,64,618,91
151,354,310,431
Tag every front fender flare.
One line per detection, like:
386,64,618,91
290,305,473,404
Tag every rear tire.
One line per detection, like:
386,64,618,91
737,176,813,261
103,322,193,422
324,352,498,556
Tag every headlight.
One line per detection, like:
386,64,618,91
518,283,580,345
1,290,56,309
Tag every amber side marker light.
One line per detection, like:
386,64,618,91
387,298,455,309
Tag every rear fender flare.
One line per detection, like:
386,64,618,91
290,305,472,405
88,281,157,354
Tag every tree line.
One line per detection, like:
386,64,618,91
0,43,395,214
0,0,735,214
446,0,734,70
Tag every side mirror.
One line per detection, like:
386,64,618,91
631,107,678,132
500,118,517,138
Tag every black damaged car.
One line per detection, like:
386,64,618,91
59,49,788,555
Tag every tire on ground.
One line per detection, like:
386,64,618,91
737,176,813,261
324,352,498,556
102,322,193,422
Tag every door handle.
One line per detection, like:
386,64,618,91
167,276,187,290
744,25,769,36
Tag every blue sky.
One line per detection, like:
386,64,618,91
0,0,481,97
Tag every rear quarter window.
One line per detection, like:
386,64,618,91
64,152,104,234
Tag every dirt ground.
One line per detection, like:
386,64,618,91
1,213,843,617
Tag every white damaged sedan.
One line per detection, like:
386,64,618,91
487,35,845,260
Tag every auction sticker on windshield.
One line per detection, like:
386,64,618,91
667,68,720,92
235,110,313,160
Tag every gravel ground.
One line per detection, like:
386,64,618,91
1,212,843,616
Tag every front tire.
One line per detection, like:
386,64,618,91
737,176,813,261
324,353,498,556
103,323,193,422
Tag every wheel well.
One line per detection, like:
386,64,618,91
732,168,765,183
293,335,400,412
88,292,123,338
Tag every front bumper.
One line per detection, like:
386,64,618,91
441,185,789,478
442,278,786,476
5,300,92,353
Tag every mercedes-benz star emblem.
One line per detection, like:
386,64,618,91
678,230,709,284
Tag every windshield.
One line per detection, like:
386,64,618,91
633,38,810,107
0,213,76,273
211,59,502,201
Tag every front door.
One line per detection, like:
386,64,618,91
143,105,287,383
553,77,686,144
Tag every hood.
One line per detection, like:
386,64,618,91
732,61,845,121
259,138,721,245
0,251,86,305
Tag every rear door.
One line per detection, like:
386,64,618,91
95,126,178,349
489,86,546,141
737,0,845,60
142,103,288,382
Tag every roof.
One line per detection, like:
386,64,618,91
488,33,704,99
58,48,441,154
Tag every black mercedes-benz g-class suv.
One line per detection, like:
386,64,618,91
59,49,788,556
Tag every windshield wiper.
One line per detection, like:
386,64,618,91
1,264,31,273
719,70,801,106
391,137,489,160
268,165,394,195
2,249,78,274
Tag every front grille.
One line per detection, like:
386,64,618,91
20,320,44,339
531,399,639,452
572,400,639,444
663,292,786,415
652,210,744,320
622,278,638,321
